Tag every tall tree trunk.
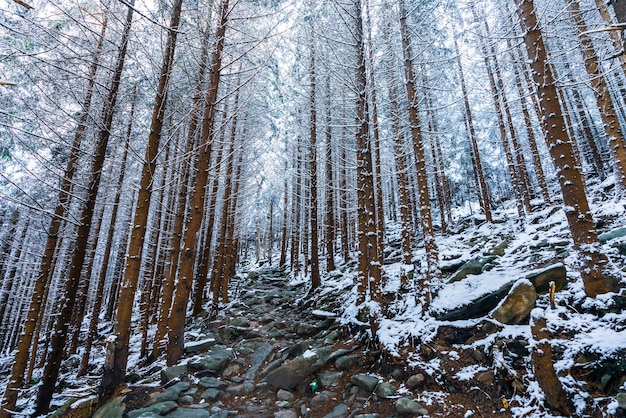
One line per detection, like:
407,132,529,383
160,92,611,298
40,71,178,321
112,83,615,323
399,0,441,305
0,14,108,415
279,164,289,267
324,77,336,273
568,0,626,192
309,38,321,290
35,3,134,413
166,0,230,366
99,0,182,401
515,0,622,297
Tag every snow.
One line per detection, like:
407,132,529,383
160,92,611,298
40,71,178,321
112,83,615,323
302,349,317,359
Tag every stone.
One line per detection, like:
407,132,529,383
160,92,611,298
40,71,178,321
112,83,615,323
184,335,220,355
200,388,221,402
310,393,330,409
128,401,178,418
492,279,536,325
225,382,254,396
617,393,626,409
296,323,319,337
376,382,395,398
276,401,291,408
287,339,316,357
161,365,188,383
243,342,274,380
263,349,329,389
92,397,125,418
335,354,360,370
432,279,515,321
323,330,340,344
164,408,211,418
351,374,380,392
599,227,626,244
274,411,298,418
210,412,229,418
187,347,235,373
322,403,349,418
317,371,343,388
179,395,194,405
230,317,250,327
198,376,227,389
525,263,567,294
354,415,380,418
450,256,497,282
221,362,242,377
166,381,191,395
146,390,179,406
477,370,495,385
406,374,425,389
395,397,428,416
277,389,294,401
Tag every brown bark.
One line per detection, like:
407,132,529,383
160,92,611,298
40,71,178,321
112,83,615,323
324,77,336,272
400,0,440,304
99,0,182,400
279,164,289,267
309,39,321,290
166,0,230,366
516,0,621,297
568,0,626,191
35,3,134,413
291,137,302,274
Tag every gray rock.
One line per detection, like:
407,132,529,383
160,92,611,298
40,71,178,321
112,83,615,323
406,373,425,389
395,397,428,415
276,400,291,408
165,408,211,418
201,388,221,402
287,339,316,357
599,227,626,244
376,382,395,398
188,347,235,373
128,401,178,418
230,317,250,327
198,376,228,389
323,330,340,344
179,395,194,405
274,411,298,418
210,412,229,418
525,263,567,294
617,392,626,409
263,349,329,389
492,279,537,325
432,280,515,321
310,393,330,408
296,323,319,337
147,390,179,406
92,397,125,418
322,403,349,418
166,381,191,395
225,382,254,396
277,389,294,401
161,364,188,383
450,256,497,282
243,342,274,380
354,415,380,418
184,334,220,355
317,371,343,388
335,354,360,370
351,374,380,392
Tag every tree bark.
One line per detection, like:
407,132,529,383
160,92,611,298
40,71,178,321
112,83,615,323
308,38,321,290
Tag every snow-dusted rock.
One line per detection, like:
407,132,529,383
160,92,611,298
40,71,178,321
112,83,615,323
395,397,428,415
492,279,537,325
263,348,329,389
524,263,567,294
187,347,235,374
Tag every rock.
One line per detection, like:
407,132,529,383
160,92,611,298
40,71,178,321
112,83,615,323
179,395,194,405
225,382,254,396
200,388,221,401
230,317,250,327
376,382,395,398
599,227,626,244
335,354,360,370
317,371,343,388
287,339,316,357
198,376,227,389
274,411,298,418
405,374,425,389
323,330,340,344
146,389,179,406
166,381,191,396
276,401,291,408
617,392,626,409
164,408,211,418
184,335,220,355
322,404,349,418
161,364,188,383
488,239,509,257
243,342,274,380
128,402,178,418
351,374,380,392
263,349,329,389
221,362,242,377
277,389,294,401
477,370,494,385
492,279,537,325
354,415,380,418
310,393,330,409
187,347,235,373
92,397,125,418
296,323,319,337
450,256,497,282
525,263,567,294
395,397,428,416
128,413,160,418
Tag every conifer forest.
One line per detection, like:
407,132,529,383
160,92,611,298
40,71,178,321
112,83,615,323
2,0,626,416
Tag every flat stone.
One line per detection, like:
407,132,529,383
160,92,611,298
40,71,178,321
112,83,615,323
225,382,255,396
277,389,294,401
184,335,220,355
599,227,626,244
128,401,178,418
179,395,194,405
276,400,291,408
161,365,188,383
492,279,537,325
243,342,274,380
376,382,395,398
166,381,191,396
165,408,211,418
274,411,298,418
524,263,567,294
351,374,380,392
263,348,329,390
198,376,228,389
322,403,349,418
450,256,497,282
92,397,125,418
395,397,428,415
335,354,360,371
146,390,179,406
200,388,221,402
296,323,319,337
188,347,235,373
354,415,380,418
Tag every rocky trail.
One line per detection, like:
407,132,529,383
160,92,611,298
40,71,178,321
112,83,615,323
80,265,505,418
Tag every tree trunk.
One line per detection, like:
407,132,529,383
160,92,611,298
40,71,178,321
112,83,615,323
308,38,321,290
516,0,622,297
324,76,336,273
99,0,182,401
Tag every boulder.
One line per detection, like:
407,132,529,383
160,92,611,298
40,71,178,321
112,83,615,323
263,349,329,389
146,390,179,406
187,347,235,373
198,376,227,389
184,334,219,355
450,256,497,282
432,279,515,321
492,279,537,325
127,402,177,418
376,382,395,398
599,227,626,244
395,397,428,416
165,381,190,396
351,374,380,392
92,397,126,418
525,263,567,294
